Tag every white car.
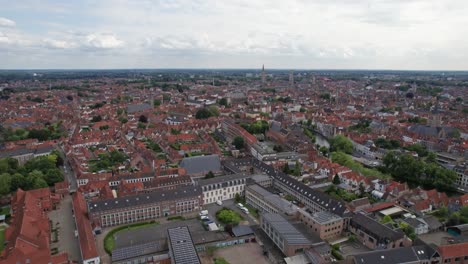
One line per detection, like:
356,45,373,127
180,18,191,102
216,200,223,206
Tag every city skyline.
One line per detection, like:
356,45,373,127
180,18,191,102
1,0,468,70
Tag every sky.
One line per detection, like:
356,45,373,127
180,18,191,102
0,0,467,70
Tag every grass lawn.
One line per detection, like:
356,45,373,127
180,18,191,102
0,226,6,252
104,221,159,255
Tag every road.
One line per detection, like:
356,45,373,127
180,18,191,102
58,145,78,191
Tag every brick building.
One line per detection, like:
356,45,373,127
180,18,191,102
260,213,313,257
87,185,202,227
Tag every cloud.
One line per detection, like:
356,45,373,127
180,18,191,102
84,33,124,49
0,17,16,27
1,0,468,69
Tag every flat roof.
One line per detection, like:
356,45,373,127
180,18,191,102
380,206,404,216
262,213,312,246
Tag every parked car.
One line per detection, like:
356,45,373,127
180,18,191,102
216,200,223,206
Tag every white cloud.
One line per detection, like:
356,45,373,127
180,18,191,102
84,33,124,49
1,0,468,69
0,17,16,27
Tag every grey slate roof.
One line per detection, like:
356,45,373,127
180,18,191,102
351,213,404,241
180,154,221,175
167,226,201,264
232,225,254,237
247,184,297,215
197,173,249,187
222,158,347,216
88,185,201,213
126,103,152,113
0,145,55,158
262,213,312,246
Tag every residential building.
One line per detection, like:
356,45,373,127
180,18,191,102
198,173,249,204
438,242,468,264
349,212,411,250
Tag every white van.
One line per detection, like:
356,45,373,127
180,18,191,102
199,210,209,216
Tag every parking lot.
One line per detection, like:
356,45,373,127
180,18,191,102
48,195,81,262
338,241,372,257
204,199,259,225
199,243,269,264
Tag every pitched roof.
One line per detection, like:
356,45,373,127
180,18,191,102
72,192,99,261
88,185,202,214
180,154,221,175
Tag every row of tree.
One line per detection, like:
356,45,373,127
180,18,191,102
0,124,64,142
381,151,457,192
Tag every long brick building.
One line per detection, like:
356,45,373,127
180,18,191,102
87,185,203,227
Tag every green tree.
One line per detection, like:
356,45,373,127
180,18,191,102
0,173,12,195
283,163,290,174
214,257,230,264
195,108,213,119
232,136,244,150
139,115,148,123
293,161,301,176
91,115,102,122
205,171,215,179
153,99,161,107
319,146,329,156
381,215,393,224
219,98,228,107
333,174,341,185
330,135,353,154
162,94,171,101
216,208,242,225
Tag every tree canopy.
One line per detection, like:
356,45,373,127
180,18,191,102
330,135,353,154
0,155,64,195
382,151,457,192
232,136,244,150
216,208,242,225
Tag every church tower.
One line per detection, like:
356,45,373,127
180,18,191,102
261,64,266,85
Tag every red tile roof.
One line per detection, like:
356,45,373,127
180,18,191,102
1,188,69,264
438,242,468,258
72,192,99,261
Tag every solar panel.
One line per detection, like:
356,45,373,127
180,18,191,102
111,241,161,262
167,226,201,264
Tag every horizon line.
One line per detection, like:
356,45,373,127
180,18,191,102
0,68,467,72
